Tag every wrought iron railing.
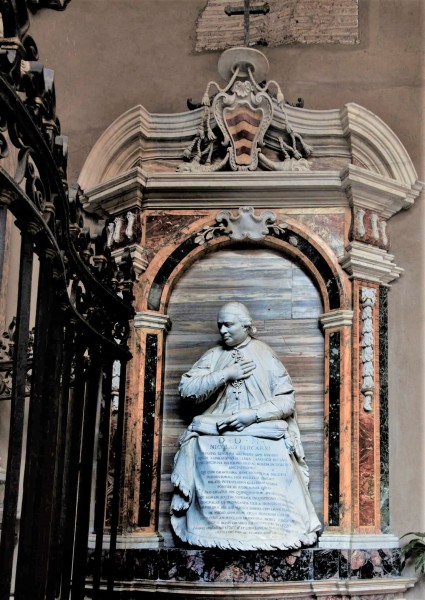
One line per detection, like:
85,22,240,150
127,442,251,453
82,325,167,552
0,1,134,598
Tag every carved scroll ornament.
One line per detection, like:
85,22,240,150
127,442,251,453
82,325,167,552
194,206,276,244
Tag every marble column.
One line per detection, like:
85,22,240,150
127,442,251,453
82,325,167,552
337,236,402,545
120,311,171,546
319,309,353,533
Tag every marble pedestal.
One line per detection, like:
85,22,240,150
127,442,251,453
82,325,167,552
86,547,415,599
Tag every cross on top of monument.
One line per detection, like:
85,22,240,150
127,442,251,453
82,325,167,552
225,0,270,47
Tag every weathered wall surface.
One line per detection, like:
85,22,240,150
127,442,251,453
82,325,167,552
29,1,424,597
195,0,359,51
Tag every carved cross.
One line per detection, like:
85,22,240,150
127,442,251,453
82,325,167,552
225,0,270,47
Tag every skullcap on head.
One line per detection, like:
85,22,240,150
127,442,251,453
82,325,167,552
218,302,252,321
217,302,257,336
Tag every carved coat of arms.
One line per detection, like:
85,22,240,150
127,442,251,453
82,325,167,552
179,47,312,174
214,80,273,171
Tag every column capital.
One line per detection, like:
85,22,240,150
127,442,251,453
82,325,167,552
319,309,354,330
339,241,403,285
112,244,149,278
134,311,171,332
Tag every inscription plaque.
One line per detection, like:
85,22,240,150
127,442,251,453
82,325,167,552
190,436,295,539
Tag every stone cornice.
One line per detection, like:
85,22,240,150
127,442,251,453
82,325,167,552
142,171,346,208
341,102,419,186
78,101,422,198
319,533,400,549
82,168,347,213
81,164,423,217
88,532,163,550
342,164,423,219
78,105,202,190
78,104,351,190
81,167,146,214
340,241,403,286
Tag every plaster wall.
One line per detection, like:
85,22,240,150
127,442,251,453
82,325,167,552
27,1,424,596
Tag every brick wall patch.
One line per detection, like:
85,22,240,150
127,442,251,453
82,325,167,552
195,0,359,52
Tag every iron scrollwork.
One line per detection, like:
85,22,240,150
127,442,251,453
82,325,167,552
0,0,134,352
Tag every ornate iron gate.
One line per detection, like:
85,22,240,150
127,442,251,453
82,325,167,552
0,1,134,598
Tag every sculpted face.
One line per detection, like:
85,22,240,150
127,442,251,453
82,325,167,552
217,309,248,347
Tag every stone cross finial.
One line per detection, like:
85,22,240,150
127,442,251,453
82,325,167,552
225,0,270,47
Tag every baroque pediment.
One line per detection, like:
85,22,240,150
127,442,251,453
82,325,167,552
78,47,421,219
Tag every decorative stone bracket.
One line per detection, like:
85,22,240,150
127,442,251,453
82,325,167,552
353,207,389,250
319,309,354,330
111,244,148,280
107,211,138,248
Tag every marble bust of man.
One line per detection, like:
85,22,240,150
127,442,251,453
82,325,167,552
170,302,321,550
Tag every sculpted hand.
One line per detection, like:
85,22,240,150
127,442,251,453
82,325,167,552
217,408,257,432
222,359,256,382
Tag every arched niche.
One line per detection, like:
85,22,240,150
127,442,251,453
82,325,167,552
158,246,325,546
129,217,353,540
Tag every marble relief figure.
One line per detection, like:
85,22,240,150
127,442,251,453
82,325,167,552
170,302,321,550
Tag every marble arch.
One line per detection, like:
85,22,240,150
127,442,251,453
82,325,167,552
122,213,354,546
139,215,351,316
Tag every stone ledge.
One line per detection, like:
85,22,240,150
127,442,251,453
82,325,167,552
86,576,417,599
319,533,400,549
88,532,163,550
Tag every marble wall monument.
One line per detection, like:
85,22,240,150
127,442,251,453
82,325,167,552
78,43,423,599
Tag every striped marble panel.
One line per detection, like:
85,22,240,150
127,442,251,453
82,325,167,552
160,249,324,545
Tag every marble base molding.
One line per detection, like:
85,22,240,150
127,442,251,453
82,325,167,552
86,579,417,599
85,548,414,598
87,532,400,551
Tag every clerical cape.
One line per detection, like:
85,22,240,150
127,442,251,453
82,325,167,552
170,337,321,550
